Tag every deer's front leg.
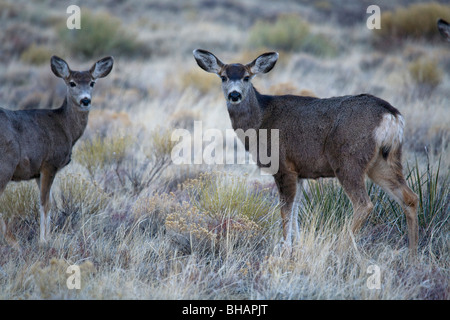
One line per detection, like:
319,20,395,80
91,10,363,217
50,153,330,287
38,166,57,244
274,171,298,244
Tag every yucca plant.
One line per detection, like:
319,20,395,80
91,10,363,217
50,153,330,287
296,155,449,252
409,155,449,237
299,179,352,231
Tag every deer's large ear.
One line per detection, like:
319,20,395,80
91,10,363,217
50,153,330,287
51,56,70,79
193,49,224,74
246,52,279,75
438,19,450,41
90,56,114,79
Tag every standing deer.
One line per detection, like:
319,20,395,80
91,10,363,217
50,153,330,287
0,56,113,244
438,19,450,41
193,49,419,254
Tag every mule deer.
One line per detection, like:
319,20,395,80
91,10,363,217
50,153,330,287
438,19,450,41
193,49,419,254
0,56,113,244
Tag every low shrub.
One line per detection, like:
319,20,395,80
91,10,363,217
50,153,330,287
31,258,95,298
185,172,278,226
132,193,179,237
57,10,144,58
74,133,133,179
75,128,174,195
248,14,336,57
373,2,450,45
20,44,52,65
408,57,443,94
165,172,279,255
179,68,219,94
127,128,175,195
249,15,309,52
165,203,262,256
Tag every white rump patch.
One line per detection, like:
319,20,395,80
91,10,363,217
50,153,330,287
374,113,404,150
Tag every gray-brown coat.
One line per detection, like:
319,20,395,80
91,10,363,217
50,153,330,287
193,49,418,255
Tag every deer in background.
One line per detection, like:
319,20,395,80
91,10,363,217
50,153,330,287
193,49,419,255
0,56,113,244
438,19,450,41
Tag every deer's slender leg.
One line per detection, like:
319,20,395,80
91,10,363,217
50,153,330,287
290,179,304,241
334,169,374,234
367,156,418,255
274,171,298,243
38,166,57,243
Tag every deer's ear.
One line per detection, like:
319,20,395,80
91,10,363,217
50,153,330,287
51,56,70,79
90,56,114,79
246,52,279,75
193,49,224,74
438,19,450,41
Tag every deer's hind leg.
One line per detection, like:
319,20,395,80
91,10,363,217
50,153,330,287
333,165,374,235
367,154,418,254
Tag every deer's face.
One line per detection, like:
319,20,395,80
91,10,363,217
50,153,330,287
51,56,114,111
193,49,279,105
65,71,96,111
219,64,253,105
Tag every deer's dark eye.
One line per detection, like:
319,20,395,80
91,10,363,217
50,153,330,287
90,82,95,88
221,76,227,82
69,81,76,87
243,76,250,82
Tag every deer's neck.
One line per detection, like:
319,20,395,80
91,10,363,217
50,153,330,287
226,86,264,132
58,97,89,145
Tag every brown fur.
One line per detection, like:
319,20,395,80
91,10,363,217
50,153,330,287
0,56,113,244
193,49,419,255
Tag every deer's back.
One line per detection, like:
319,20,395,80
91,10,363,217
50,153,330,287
260,93,401,178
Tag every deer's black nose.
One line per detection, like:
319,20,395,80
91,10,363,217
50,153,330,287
228,91,242,102
80,98,91,106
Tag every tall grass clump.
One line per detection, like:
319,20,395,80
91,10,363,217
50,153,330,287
0,181,39,220
297,156,449,257
57,10,144,58
53,174,110,233
0,181,40,245
248,14,337,57
299,179,352,231
368,156,450,258
409,156,449,256
373,2,450,45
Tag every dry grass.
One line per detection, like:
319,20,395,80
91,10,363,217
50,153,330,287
0,0,449,300
408,57,443,95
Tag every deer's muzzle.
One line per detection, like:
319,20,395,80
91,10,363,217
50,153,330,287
80,98,91,107
228,91,242,103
